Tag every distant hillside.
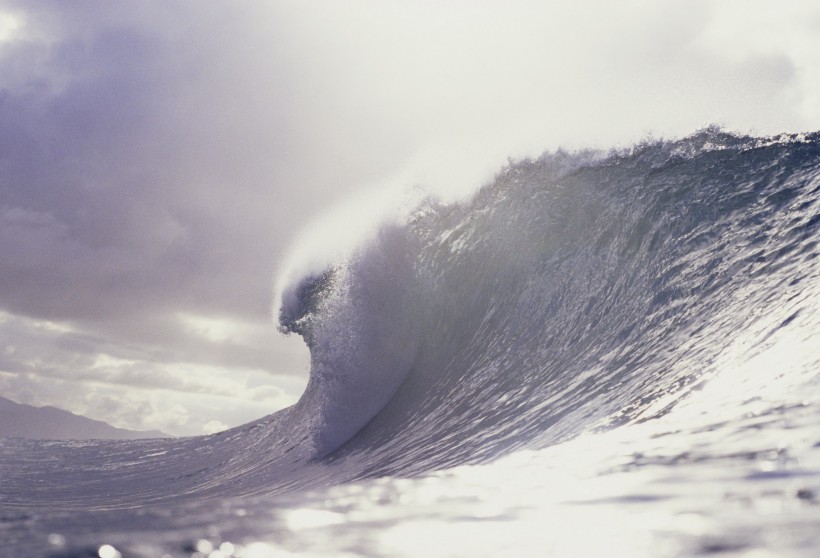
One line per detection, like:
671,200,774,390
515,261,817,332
0,396,170,440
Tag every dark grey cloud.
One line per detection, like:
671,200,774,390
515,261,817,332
0,1,336,431
0,1,409,325
2,3,260,322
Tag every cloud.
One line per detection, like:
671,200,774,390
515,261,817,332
0,353,301,436
0,310,307,434
0,0,818,433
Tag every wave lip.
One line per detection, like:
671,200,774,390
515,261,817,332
280,224,426,456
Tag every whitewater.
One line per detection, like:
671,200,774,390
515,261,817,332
1,128,819,557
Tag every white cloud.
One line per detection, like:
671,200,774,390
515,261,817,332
0,9,21,43
0,310,306,435
203,420,228,435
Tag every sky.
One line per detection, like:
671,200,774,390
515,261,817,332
0,0,819,436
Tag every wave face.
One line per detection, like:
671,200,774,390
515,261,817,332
274,128,820,476
2,129,819,555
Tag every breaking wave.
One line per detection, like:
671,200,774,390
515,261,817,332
3,127,819,507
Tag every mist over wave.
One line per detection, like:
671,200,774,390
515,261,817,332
2,128,819,556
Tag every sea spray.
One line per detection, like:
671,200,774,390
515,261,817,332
280,224,426,456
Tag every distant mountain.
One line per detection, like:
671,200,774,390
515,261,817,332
0,396,170,440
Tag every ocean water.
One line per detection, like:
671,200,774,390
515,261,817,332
1,128,819,557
